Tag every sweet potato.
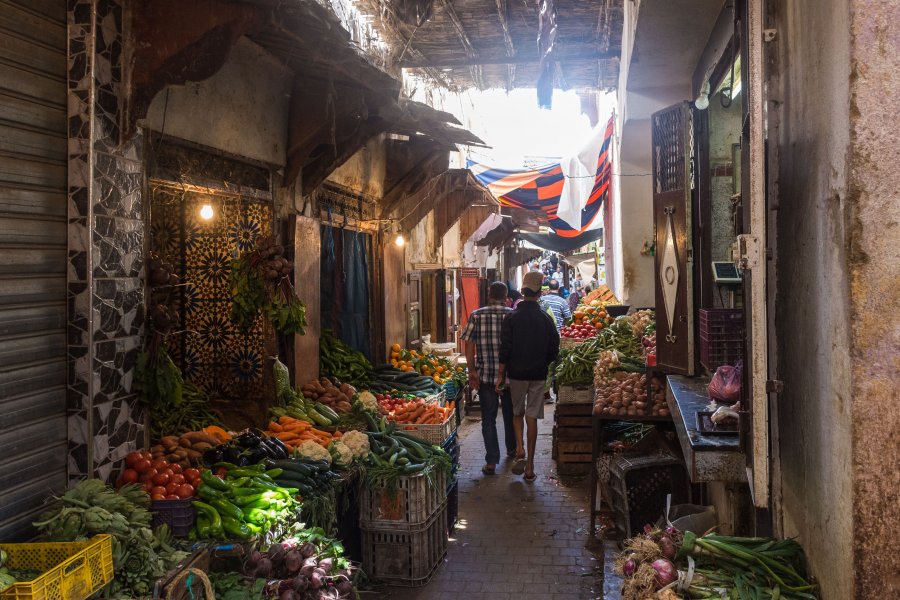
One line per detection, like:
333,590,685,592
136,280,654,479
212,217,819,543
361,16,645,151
192,442,213,452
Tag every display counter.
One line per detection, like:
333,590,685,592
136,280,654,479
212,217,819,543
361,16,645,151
666,375,745,483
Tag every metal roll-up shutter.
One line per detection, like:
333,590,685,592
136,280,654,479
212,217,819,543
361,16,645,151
0,0,68,539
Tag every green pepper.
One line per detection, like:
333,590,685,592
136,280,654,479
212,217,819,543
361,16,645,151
244,508,273,525
225,467,267,478
228,477,252,488
200,470,231,492
264,468,283,478
242,498,284,511
192,501,222,537
210,498,244,521
197,483,225,502
221,516,252,539
232,492,274,507
231,486,270,497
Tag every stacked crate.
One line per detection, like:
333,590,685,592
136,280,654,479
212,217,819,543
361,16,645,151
360,468,448,586
441,430,460,531
699,309,744,370
553,401,594,475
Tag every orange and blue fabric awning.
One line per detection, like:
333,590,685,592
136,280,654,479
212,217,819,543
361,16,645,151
467,115,614,238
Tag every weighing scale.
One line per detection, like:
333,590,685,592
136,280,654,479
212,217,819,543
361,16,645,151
711,261,742,308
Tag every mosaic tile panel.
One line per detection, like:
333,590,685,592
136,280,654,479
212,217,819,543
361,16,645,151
150,186,273,401
67,0,147,483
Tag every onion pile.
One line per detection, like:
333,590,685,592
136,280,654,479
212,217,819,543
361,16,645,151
594,371,648,417
649,375,668,416
631,310,654,338
615,526,684,600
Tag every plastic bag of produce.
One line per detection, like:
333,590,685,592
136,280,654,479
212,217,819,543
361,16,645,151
273,356,292,405
707,360,742,402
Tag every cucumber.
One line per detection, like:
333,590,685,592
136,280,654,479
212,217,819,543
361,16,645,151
304,406,332,427
273,460,315,476
315,402,340,423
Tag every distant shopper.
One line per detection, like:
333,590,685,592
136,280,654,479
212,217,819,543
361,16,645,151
507,289,523,309
540,280,572,334
497,271,560,482
460,282,517,475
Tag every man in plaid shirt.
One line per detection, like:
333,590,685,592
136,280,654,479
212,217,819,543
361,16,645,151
460,281,516,474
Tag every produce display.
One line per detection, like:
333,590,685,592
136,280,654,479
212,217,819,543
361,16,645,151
384,398,455,426
593,351,667,417
364,418,452,487
267,417,343,452
616,525,817,599
193,463,300,540
202,429,293,466
319,330,372,387
229,236,307,334
115,450,200,500
272,390,342,428
300,378,355,414
560,321,599,339
571,302,612,331
551,319,645,386
368,364,444,397
630,309,655,338
149,430,221,469
245,530,357,599
388,345,466,386
33,479,187,598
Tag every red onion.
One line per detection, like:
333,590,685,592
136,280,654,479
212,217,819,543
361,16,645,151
623,559,636,577
659,536,677,560
651,559,677,588
665,526,679,537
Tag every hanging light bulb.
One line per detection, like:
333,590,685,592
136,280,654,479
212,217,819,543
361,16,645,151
199,204,214,220
694,80,711,110
394,232,406,247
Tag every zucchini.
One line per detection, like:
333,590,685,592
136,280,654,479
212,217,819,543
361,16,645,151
315,402,341,422
305,406,332,427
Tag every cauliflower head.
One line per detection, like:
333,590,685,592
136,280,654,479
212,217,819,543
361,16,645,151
296,440,332,464
341,430,371,458
328,440,354,467
356,391,379,412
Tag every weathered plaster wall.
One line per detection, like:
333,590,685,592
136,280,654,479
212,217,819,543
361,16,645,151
141,37,291,166
846,0,900,596
617,119,655,307
707,93,741,273
770,0,854,596
325,136,387,199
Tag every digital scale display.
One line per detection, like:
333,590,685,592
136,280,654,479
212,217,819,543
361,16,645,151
712,261,742,285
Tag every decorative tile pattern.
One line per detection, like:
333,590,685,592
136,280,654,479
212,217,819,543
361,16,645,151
150,186,273,400
67,0,147,484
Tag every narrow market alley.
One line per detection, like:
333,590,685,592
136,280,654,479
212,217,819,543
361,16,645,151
381,405,621,600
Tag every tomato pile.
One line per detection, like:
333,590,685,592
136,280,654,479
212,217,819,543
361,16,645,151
375,392,417,413
561,322,599,339
116,450,201,501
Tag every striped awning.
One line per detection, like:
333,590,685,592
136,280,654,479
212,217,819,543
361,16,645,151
467,115,614,238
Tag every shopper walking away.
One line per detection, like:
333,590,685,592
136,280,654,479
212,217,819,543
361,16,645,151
540,279,572,334
460,282,517,475
507,289,523,309
497,271,560,482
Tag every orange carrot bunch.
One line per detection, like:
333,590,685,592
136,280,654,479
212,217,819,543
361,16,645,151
389,400,454,425
267,416,342,450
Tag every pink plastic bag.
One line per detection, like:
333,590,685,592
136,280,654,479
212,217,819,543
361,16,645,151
707,360,742,402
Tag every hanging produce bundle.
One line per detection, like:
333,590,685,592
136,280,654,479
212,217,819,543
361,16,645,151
229,235,307,334
319,330,372,387
32,480,188,598
616,525,818,599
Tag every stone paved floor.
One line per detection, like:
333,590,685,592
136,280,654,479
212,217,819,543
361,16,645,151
376,403,623,599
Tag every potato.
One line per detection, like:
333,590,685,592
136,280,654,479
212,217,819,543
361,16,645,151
151,444,165,454
192,442,213,452
166,453,181,462
174,448,189,459
186,449,202,460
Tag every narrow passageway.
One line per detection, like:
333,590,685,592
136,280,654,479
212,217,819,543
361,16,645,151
383,404,613,600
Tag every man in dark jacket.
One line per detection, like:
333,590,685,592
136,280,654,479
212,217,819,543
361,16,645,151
496,271,560,481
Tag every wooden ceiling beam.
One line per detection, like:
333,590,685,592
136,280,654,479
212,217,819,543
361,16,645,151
437,0,485,90
495,0,516,90
401,48,616,68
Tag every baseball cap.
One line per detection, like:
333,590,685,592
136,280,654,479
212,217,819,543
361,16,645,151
522,271,544,294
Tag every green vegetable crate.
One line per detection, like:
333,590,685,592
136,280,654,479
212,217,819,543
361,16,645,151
0,534,113,600
360,468,447,531
361,505,448,587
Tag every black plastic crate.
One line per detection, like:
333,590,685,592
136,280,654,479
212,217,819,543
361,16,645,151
606,453,689,536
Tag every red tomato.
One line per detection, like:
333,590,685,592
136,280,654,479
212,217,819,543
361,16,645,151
165,494,180,500
151,458,168,471
162,468,174,477
140,468,158,481
140,451,153,462
170,474,185,486
169,463,183,474
133,459,151,474
165,481,179,494
176,484,195,499
125,452,143,468
184,468,200,481
152,473,169,486
150,486,167,496
151,493,166,501
122,468,139,484
143,482,154,492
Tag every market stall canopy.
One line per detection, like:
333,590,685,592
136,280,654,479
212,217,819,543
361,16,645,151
468,115,614,238
351,0,624,94
125,0,484,191
518,228,604,253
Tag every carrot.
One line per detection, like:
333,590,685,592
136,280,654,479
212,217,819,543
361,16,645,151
268,421,283,433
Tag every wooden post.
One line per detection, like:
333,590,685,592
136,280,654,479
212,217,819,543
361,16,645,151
292,215,321,385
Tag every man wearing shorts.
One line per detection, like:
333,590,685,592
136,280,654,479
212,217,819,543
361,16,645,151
496,271,560,481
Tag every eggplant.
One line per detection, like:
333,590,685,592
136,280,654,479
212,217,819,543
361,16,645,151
237,432,261,448
266,437,290,459
223,446,243,463
203,447,225,465
246,447,269,464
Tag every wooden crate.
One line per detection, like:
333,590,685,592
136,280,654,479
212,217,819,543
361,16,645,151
556,440,592,475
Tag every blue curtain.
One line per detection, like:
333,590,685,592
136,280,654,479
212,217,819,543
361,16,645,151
320,225,372,359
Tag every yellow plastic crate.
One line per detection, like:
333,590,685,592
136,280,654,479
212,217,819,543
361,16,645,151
0,534,113,600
